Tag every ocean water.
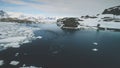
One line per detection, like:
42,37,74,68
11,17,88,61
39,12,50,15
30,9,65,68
0,23,120,68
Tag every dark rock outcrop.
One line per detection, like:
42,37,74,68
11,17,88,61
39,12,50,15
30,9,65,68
102,5,120,15
57,17,80,28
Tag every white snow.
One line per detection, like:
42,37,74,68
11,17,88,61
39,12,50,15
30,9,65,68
0,60,4,66
99,22,120,29
79,15,120,29
9,61,20,66
0,22,41,51
79,18,99,27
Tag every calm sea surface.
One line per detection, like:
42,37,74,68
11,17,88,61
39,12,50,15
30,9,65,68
0,23,120,68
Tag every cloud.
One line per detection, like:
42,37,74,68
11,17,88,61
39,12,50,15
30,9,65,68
7,11,45,18
1,0,27,5
1,0,120,16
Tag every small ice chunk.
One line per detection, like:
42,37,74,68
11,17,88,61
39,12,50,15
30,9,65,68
93,42,98,45
0,60,4,66
22,64,26,67
20,66,42,68
15,53,19,56
36,36,42,39
10,61,20,66
92,48,98,51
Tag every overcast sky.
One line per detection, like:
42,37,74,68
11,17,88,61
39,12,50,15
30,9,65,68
0,0,120,17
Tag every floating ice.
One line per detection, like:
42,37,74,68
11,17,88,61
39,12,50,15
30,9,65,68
92,48,98,51
0,42,20,48
20,66,42,68
0,22,40,51
36,36,42,39
15,53,19,56
0,60,4,66
93,42,98,45
9,61,20,66
22,64,26,67
0,37,27,43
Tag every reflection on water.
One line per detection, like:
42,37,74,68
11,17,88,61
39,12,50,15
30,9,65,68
0,23,120,68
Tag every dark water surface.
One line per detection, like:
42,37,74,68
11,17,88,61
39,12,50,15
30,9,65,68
0,24,120,68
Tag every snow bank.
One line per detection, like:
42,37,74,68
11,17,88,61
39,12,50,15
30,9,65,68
100,22,120,29
0,22,41,51
79,18,99,27
79,17,120,29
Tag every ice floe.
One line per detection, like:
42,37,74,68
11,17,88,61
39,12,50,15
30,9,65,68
15,53,19,56
0,22,41,51
36,36,42,39
22,64,26,67
9,60,20,66
93,42,98,45
20,66,42,68
92,48,98,51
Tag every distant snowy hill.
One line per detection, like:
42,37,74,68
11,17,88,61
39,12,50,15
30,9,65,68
1,5,120,23
0,10,57,23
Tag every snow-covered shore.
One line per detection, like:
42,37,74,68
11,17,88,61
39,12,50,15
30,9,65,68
0,22,41,51
79,15,120,30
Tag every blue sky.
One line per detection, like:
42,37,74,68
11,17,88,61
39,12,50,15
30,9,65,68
0,0,120,17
